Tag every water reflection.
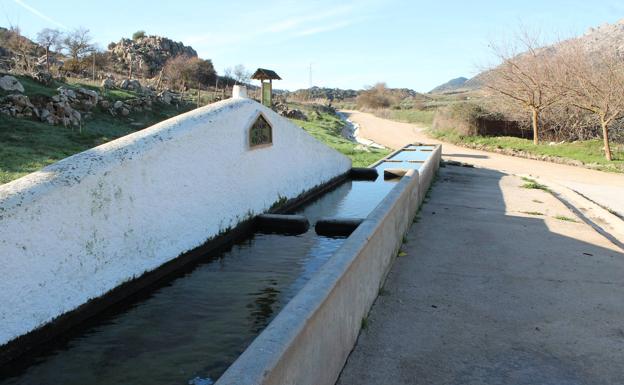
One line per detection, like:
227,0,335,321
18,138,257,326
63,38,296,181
247,280,280,333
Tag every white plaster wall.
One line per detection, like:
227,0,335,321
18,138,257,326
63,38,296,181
0,98,351,346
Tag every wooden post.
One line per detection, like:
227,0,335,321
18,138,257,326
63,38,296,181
92,51,96,82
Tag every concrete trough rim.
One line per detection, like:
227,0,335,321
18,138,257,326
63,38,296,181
215,144,442,385
216,168,419,385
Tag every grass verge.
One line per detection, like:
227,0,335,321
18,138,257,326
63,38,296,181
290,106,390,167
521,177,551,192
371,108,435,126
430,129,624,173
0,104,191,184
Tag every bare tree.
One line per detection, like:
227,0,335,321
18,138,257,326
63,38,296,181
483,32,563,144
6,26,37,72
558,42,624,160
163,55,209,92
36,28,62,72
356,82,396,109
63,27,92,61
233,64,251,85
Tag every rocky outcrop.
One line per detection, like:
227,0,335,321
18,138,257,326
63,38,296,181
0,94,35,118
274,103,307,121
0,81,186,127
108,35,197,76
157,89,181,105
101,77,115,89
118,78,143,92
31,71,53,86
582,18,624,55
0,75,24,93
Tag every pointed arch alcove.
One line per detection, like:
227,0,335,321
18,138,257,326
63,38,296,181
248,113,273,149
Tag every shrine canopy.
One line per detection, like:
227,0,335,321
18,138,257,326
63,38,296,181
251,68,282,81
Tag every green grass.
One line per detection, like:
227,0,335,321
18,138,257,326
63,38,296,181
554,215,578,223
522,211,544,216
0,102,191,184
290,107,390,167
370,108,435,126
430,129,624,173
386,109,435,126
521,177,551,192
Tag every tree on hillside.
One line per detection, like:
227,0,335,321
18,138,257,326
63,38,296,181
63,27,92,61
163,55,190,90
6,26,37,72
132,30,146,41
36,28,63,72
233,64,251,85
163,55,216,91
558,42,624,160
188,58,216,86
356,82,396,109
483,32,563,144
223,67,233,79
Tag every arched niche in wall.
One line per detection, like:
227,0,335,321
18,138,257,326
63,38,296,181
248,112,273,149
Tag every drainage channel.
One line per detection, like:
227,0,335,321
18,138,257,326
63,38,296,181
0,146,435,385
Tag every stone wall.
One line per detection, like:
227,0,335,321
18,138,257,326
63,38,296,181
0,98,351,347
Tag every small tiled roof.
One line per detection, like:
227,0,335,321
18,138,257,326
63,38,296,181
251,68,282,80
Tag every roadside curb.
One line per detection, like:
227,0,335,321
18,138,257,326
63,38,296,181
520,174,624,251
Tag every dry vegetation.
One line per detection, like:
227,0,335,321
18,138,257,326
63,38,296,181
482,31,624,160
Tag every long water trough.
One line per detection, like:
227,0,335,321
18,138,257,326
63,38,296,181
0,101,440,385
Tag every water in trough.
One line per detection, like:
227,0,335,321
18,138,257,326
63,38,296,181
0,147,433,385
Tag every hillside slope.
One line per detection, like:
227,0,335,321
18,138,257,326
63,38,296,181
439,18,624,93
429,77,468,94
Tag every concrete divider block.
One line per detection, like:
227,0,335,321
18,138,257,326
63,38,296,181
383,168,409,179
315,218,364,236
256,214,310,235
349,167,379,181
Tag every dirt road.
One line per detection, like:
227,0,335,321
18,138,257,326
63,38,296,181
342,110,624,219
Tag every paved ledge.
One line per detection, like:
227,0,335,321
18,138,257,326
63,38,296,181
337,165,624,385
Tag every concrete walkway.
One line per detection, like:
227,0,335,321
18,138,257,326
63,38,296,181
342,110,624,219
337,165,624,385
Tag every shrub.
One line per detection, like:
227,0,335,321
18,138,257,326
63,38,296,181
132,30,146,41
431,102,489,136
356,83,397,109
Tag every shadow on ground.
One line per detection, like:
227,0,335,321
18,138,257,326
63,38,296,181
337,165,624,385
443,153,489,159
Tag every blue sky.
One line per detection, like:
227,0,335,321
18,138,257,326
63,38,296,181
2,0,623,91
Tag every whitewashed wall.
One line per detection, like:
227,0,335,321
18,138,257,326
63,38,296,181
0,98,351,346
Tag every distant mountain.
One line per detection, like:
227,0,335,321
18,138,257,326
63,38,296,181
429,77,468,94
448,18,624,94
286,86,359,101
284,86,428,102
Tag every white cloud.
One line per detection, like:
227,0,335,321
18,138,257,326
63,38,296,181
11,0,68,29
184,2,361,48
295,20,353,37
